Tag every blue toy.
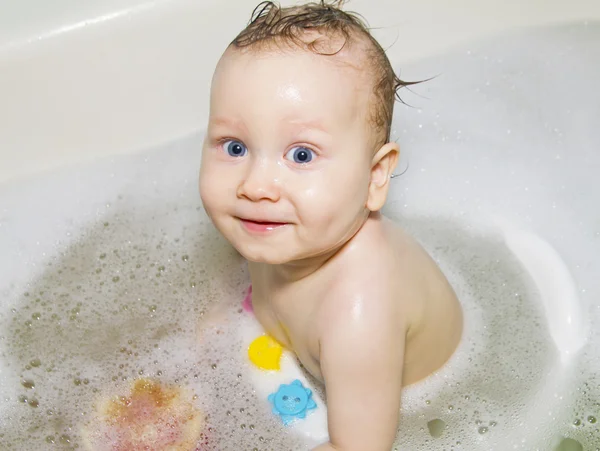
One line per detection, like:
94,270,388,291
268,379,317,425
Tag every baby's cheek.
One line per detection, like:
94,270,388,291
199,173,220,212
298,188,359,234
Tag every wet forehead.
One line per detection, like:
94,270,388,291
210,47,371,134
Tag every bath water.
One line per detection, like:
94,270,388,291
1,23,599,450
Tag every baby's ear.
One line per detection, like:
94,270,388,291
366,142,399,211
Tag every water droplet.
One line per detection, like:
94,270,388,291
21,379,35,389
478,426,488,434
588,415,597,424
556,437,583,451
427,419,446,438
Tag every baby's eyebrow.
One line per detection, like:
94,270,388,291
286,119,330,134
209,116,248,133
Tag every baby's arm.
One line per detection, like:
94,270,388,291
314,292,405,451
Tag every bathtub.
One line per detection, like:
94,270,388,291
1,0,599,450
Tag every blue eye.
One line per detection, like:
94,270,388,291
223,140,247,157
284,146,315,164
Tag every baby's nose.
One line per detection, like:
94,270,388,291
236,158,281,202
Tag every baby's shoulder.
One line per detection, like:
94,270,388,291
318,217,430,321
320,254,404,320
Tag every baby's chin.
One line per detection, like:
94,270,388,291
221,220,344,265
233,239,312,265
236,240,340,267
237,245,295,265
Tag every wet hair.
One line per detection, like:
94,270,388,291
230,1,418,147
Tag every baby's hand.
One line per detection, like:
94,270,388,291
315,289,405,451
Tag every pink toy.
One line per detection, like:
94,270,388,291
242,285,253,313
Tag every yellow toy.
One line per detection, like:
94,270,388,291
248,334,283,370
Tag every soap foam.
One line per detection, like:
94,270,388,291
0,138,308,450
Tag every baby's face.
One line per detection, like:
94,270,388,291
200,47,375,264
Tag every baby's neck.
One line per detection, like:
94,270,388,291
250,248,339,286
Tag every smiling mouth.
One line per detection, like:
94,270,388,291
237,218,289,233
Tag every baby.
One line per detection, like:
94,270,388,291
199,2,463,450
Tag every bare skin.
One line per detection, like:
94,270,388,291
250,214,462,386
199,41,463,451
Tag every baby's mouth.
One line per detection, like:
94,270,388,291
237,217,289,232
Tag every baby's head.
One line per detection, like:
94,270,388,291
200,1,407,264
